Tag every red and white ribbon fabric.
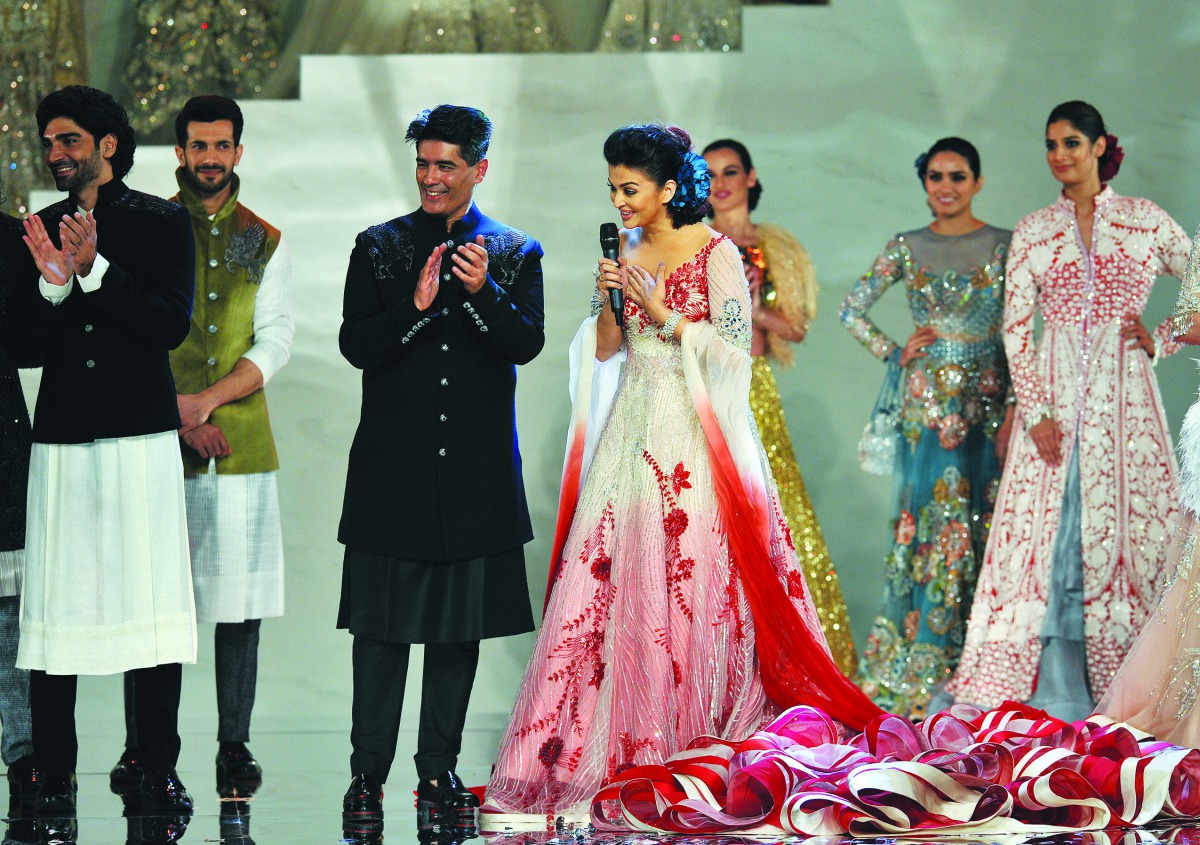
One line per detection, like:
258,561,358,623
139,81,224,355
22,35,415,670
591,703,1200,836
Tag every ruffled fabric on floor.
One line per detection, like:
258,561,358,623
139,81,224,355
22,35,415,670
590,702,1200,836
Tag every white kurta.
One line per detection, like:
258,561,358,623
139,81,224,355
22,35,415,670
185,235,293,623
17,432,197,675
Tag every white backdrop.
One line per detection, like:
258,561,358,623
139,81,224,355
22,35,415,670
23,1,1200,745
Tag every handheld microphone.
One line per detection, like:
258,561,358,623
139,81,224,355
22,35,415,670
599,222,622,325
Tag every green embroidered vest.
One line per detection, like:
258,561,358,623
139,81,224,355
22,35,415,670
170,172,281,475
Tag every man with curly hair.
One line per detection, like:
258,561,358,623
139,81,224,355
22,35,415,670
8,85,197,817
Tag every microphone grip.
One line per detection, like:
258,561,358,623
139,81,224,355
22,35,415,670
608,286,624,325
600,223,623,326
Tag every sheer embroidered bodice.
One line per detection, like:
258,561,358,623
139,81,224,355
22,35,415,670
840,226,1009,445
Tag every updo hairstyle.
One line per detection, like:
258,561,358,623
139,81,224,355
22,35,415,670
604,123,710,228
915,137,981,183
1046,100,1124,181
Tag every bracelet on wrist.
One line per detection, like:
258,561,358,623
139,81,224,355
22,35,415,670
658,310,684,341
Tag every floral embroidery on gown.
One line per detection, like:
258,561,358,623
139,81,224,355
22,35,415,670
947,188,1191,709
840,226,1010,718
485,235,878,821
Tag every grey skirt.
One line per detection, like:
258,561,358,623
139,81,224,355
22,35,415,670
337,546,535,644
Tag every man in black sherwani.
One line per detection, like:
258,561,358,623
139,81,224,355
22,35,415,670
337,104,543,834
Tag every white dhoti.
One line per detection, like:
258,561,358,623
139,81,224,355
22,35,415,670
17,432,197,675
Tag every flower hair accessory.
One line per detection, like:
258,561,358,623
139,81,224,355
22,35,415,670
914,152,929,181
1100,132,1124,182
670,151,711,208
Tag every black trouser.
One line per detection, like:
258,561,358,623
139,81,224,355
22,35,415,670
124,621,262,747
350,637,479,783
32,663,182,775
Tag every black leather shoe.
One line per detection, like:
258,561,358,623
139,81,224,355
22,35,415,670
125,812,190,844
340,772,381,825
109,748,144,794
417,771,479,831
32,771,76,817
4,815,37,843
6,755,37,818
139,769,193,814
35,814,77,843
216,742,263,794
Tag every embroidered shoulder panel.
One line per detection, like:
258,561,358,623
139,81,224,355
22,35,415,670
225,222,268,283
484,229,528,288
112,189,181,218
364,222,414,280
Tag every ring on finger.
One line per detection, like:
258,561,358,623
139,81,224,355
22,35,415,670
592,264,601,278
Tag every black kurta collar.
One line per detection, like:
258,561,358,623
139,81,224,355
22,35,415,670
70,178,129,214
411,203,483,238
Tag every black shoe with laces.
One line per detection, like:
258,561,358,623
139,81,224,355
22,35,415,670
139,769,193,815
416,771,479,832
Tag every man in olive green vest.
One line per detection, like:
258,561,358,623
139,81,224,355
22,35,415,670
109,95,294,796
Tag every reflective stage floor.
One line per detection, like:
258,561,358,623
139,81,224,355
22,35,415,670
12,709,1200,844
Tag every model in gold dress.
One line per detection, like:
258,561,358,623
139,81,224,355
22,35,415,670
702,139,856,676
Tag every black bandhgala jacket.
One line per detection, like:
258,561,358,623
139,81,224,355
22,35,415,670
0,216,33,553
4,179,195,445
338,203,545,562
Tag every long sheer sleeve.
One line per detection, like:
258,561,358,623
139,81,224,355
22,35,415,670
703,237,753,354
839,237,905,361
1003,219,1055,428
1149,209,1194,358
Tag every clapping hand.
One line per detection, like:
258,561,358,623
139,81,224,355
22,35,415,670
22,215,73,286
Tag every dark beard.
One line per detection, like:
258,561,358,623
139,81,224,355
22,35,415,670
182,165,233,197
55,150,102,193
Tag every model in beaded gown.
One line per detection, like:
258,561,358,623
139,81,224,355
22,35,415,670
946,103,1192,720
702,140,856,677
484,124,880,824
840,139,1011,719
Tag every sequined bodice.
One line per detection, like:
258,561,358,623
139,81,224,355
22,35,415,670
591,235,751,365
1003,189,1193,427
840,226,1011,446
1018,192,1185,328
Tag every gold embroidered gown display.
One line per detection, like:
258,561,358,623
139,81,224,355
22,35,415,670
401,0,559,52
745,223,856,677
597,0,741,51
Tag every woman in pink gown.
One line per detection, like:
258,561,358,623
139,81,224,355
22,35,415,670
483,123,880,825
1096,228,1200,745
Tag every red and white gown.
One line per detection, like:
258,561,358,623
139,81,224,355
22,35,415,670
485,229,1200,838
484,234,879,823
946,187,1192,708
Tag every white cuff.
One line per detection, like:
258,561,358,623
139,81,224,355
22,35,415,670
76,253,109,292
40,275,73,304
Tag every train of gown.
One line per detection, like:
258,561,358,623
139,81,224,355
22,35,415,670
590,702,1200,836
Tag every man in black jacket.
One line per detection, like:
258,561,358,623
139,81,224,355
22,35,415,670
11,86,196,819
338,104,542,834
